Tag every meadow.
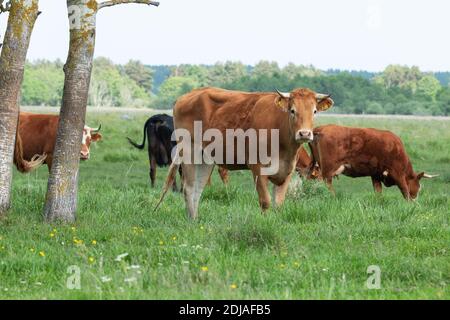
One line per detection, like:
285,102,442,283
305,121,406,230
0,110,449,299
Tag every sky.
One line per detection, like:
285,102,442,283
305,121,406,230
1,0,450,72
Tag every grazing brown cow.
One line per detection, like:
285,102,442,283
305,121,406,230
309,125,436,200
14,112,102,172
157,87,334,219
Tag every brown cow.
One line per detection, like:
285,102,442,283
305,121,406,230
309,125,436,200
14,112,102,172
157,87,334,219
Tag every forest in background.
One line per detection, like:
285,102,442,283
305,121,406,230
21,58,450,115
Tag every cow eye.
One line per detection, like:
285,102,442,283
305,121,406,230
290,108,296,116
314,109,317,115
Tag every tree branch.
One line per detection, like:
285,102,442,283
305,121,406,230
0,0,11,13
98,0,160,11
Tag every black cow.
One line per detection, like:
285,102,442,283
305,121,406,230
127,114,181,190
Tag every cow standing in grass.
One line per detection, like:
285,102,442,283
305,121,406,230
308,125,437,199
158,87,334,219
15,112,102,173
127,114,181,190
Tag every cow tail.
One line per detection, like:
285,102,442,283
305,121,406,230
127,118,151,150
152,151,181,213
14,130,47,173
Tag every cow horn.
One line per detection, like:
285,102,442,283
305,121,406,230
423,174,439,178
276,89,290,99
316,93,331,101
92,124,102,133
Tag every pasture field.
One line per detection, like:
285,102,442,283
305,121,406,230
0,110,449,299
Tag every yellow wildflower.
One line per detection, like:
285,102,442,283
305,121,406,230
230,284,238,289
39,251,45,257
201,266,208,272
133,227,144,234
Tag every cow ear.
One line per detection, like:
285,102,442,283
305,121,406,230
91,133,102,142
316,95,334,112
274,96,289,111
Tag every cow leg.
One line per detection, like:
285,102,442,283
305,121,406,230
178,166,184,193
182,163,214,219
206,169,213,186
252,172,271,212
371,177,383,193
320,162,336,196
172,174,178,192
149,155,156,188
46,155,53,172
325,176,335,195
218,167,229,185
273,173,292,207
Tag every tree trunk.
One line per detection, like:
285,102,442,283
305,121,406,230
43,0,159,223
0,0,40,216
43,0,97,223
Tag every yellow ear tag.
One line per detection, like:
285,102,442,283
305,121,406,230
276,99,284,109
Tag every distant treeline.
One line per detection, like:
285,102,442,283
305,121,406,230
21,59,450,115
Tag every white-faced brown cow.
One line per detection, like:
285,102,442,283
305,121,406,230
157,87,334,219
309,125,437,200
14,112,102,172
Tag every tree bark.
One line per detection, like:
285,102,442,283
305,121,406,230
0,0,40,216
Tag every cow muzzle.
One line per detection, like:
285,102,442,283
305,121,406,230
295,129,313,143
80,151,90,160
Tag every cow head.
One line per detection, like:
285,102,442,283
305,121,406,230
80,125,102,160
275,88,334,143
408,172,438,199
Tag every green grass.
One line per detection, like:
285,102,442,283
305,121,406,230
0,112,449,299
